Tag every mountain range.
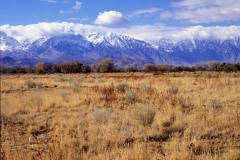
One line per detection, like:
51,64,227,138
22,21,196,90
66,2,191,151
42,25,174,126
1,31,240,67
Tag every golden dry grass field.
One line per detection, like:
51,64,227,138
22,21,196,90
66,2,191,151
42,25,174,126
1,72,240,160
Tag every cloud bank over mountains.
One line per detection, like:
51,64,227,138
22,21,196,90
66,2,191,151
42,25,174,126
1,22,240,42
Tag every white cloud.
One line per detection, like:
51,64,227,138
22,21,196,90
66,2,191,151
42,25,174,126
73,1,82,10
80,17,89,23
59,10,65,14
63,0,70,3
60,1,82,14
94,11,129,26
159,11,172,20
41,0,57,3
128,8,162,18
0,22,107,42
1,22,240,42
171,0,214,9
67,17,88,22
68,18,79,21
168,0,240,23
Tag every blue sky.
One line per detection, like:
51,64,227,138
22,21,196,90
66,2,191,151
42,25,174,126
1,0,240,41
0,0,166,26
1,0,240,26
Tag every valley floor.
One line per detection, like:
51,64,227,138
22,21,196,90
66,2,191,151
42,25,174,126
1,72,240,160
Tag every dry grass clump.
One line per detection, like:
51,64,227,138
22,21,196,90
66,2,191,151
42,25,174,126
169,85,179,94
88,78,105,83
54,77,73,82
101,85,117,104
28,96,43,112
36,82,43,89
116,82,129,93
1,72,240,160
24,80,43,89
72,80,81,93
92,106,112,123
209,99,223,112
125,90,138,104
59,90,68,102
24,79,37,88
138,106,156,127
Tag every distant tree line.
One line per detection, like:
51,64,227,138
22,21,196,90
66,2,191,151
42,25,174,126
1,60,240,74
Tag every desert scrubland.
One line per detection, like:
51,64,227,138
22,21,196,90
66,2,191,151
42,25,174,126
1,72,240,160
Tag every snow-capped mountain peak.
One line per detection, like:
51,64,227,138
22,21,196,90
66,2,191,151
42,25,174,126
87,32,105,45
1,30,240,67
0,31,22,51
86,32,134,48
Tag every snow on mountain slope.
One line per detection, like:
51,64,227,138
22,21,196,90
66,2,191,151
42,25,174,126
21,37,49,50
87,32,136,48
42,34,92,49
0,31,22,51
1,30,240,67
